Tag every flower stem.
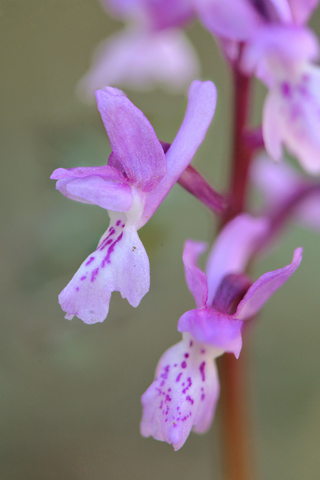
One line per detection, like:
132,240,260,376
224,66,253,223
218,62,254,480
217,353,254,480
178,165,227,215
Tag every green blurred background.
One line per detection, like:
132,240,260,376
1,1,320,479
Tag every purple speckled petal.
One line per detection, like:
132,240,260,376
138,80,217,228
140,336,220,451
206,214,268,305
51,165,133,211
95,86,166,192
183,240,208,309
58,215,149,324
236,247,303,321
178,308,243,358
263,64,320,174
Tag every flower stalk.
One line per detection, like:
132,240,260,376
219,62,255,480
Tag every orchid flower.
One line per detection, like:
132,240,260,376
51,80,217,324
226,2,320,173
194,1,320,172
141,214,302,450
196,0,319,46
261,59,320,174
77,0,199,99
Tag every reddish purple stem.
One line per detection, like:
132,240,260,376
219,60,255,480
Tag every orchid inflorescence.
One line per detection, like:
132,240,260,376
51,0,320,462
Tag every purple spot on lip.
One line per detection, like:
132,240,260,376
101,232,124,268
91,267,99,282
186,396,194,405
281,82,291,97
199,361,206,382
189,340,193,347
80,276,87,281
182,377,192,394
99,229,116,250
184,353,189,358
116,220,121,226
201,393,205,401
85,256,95,266
176,372,182,383
181,361,187,369
75,287,79,292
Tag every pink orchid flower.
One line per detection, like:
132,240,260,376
77,0,199,98
141,214,302,450
196,0,319,45
51,80,217,324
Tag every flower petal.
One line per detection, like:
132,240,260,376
196,0,261,40
183,240,208,308
58,214,150,324
206,214,268,304
236,247,303,320
140,337,220,451
51,166,133,211
95,85,167,192
138,80,217,227
143,0,194,30
178,308,243,358
242,26,319,80
263,64,320,174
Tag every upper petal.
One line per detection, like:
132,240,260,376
140,337,220,451
51,165,133,211
142,0,194,30
95,85,166,192
58,214,150,324
183,240,208,308
206,214,269,304
235,247,303,320
138,80,217,227
196,0,262,40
